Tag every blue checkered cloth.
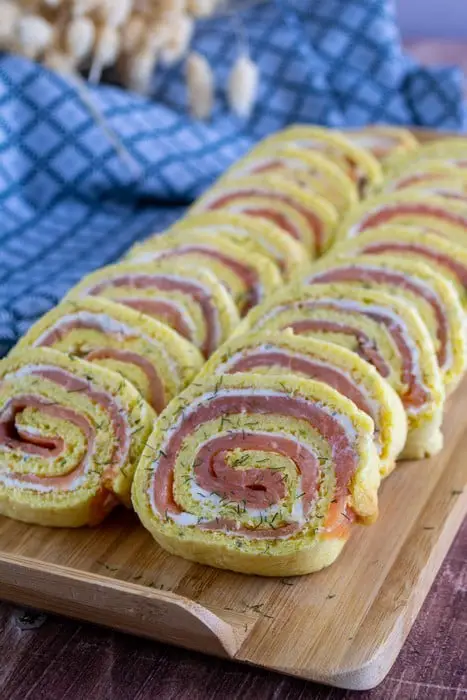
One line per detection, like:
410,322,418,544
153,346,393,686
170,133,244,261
0,0,465,355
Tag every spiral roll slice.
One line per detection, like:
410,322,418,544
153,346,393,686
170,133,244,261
167,212,310,281
336,192,467,244
342,126,419,162
132,373,380,576
383,177,467,204
0,348,155,527
126,231,282,314
383,161,462,193
68,262,240,358
256,125,383,196
14,297,203,413
237,284,444,459
191,174,339,257
304,255,466,393
330,225,467,308
220,146,358,213
385,138,467,177
199,331,407,477
382,162,467,203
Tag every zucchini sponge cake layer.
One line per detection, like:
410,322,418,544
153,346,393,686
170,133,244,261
256,125,383,195
163,211,310,282
199,331,407,478
191,174,339,257
328,225,467,309
126,230,282,315
303,255,466,394
219,145,358,214
237,283,444,460
132,373,379,577
14,297,203,413
0,348,154,527
68,261,240,358
335,192,467,244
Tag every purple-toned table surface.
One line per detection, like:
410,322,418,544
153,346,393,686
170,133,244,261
1,40,466,700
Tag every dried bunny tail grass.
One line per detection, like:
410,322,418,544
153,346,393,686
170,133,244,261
43,49,78,74
99,0,134,28
72,0,104,16
89,24,121,82
124,47,159,94
186,51,214,119
65,16,96,62
160,13,194,64
0,1,22,50
188,0,220,17
121,13,146,53
228,52,258,118
16,13,56,59
160,0,188,14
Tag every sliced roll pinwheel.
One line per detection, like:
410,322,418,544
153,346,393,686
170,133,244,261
237,283,444,460
199,331,407,477
342,126,419,163
132,373,380,576
219,145,358,214
166,212,309,281
0,348,155,527
304,255,466,393
329,225,467,308
383,176,467,204
385,138,467,176
67,261,240,358
382,160,467,195
256,125,383,196
335,192,467,244
126,230,282,314
14,297,204,413
191,174,339,257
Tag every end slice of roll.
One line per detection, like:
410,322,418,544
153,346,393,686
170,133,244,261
67,261,240,358
0,348,155,527
14,297,204,413
132,372,380,576
190,174,339,257
198,330,407,477
236,283,445,460
126,230,282,314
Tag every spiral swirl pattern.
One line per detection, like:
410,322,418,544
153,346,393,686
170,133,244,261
132,373,379,576
0,348,154,527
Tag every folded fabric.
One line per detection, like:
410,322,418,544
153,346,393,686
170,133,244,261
0,0,464,354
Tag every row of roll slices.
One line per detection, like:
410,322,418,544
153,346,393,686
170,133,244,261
1,125,464,577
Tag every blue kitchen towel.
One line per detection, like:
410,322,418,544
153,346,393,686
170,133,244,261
0,0,465,354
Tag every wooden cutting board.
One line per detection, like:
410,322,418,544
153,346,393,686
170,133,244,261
0,130,466,691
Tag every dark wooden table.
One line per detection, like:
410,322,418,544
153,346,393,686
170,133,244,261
0,517,465,700
1,38,467,700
